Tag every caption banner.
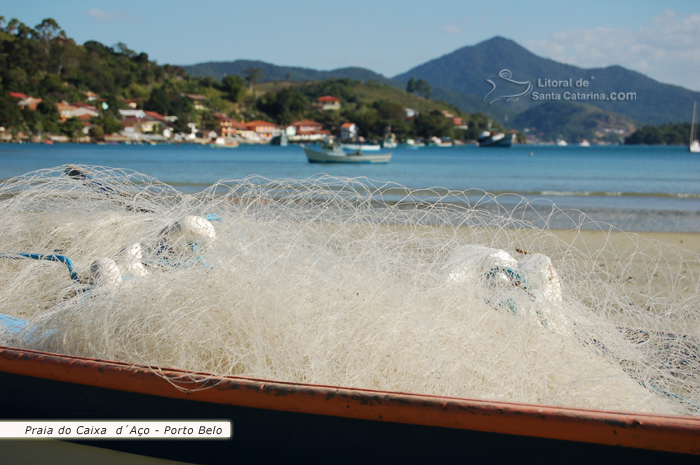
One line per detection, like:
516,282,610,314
0,421,231,439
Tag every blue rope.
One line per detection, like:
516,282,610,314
0,253,81,283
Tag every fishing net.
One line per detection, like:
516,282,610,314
0,165,698,415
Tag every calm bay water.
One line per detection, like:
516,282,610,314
1,143,699,231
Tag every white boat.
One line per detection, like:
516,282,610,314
304,144,391,164
382,138,398,149
556,139,568,147
342,143,381,151
477,132,514,147
579,140,591,147
430,136,453,147
690,102,700,153
405,139,425,149
210,137,239,149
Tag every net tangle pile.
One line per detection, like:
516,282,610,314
0,166,698,415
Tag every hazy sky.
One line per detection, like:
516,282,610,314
4,1,700,90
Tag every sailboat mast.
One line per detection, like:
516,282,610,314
692,101,697,145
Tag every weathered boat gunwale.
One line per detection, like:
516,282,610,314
0,345,698,456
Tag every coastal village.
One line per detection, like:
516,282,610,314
2,89,472,146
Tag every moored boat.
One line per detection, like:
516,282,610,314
304,144,391,163
477,131,514,147
210,136,239,149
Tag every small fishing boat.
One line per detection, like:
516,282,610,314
304,143,391,164
210,137,239,149
477,131,514,147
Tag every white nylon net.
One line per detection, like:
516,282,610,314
0,165,698,415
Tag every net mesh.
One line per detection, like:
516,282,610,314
0,165,698,415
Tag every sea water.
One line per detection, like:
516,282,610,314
1,143,698,231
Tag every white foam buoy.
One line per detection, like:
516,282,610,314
444,244,518,285
116,242,148,277
89,258,122,287
517,253,563,302
160,216,216,252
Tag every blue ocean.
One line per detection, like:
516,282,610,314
1,143,698,232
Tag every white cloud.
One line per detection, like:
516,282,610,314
445,25,461,34
86,8,142,24
524,10,700,91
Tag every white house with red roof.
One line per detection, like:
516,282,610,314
315,95,341,111
340,122,357,141
289,120,330,141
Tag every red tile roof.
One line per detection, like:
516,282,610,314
317,95,340,102
244,120,276,128
341,122,355,128
213,113,232,122
144,111,167,121
72,103,99,111
9,92,29,99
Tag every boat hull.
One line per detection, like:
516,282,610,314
0,346,698,464
304,147,391,164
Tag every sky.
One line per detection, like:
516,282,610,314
3,0,700,91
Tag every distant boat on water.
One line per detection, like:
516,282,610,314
303,143,391,164
477,131,513,147
691,102,700,153
209,137,239,149
557,139,568,147
579,140,591,147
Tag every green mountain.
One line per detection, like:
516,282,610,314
392,37,700,125
513,101,636,143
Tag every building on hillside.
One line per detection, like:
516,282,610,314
405,108,416,119
185,94,207,111
340,122,357,142
119,109,147,119
452,117,468,130
244,120,277,141
9,92,29,99
121,98,140,109
56,103,78,121
84,91,99,101
315,95,341,111
213,113,235,136
18,97,43,111
289,120,330,142
120,115,163,133
144,111,170,124
441,110,455,118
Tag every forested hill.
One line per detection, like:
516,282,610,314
393,36,700,125
182,60,390,84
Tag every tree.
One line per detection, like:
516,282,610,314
34,19,64,70
256,88,308,124
220,75,246,103
406,77,416,94
61,117,85,139
415,79,431,99
242,68,263,90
